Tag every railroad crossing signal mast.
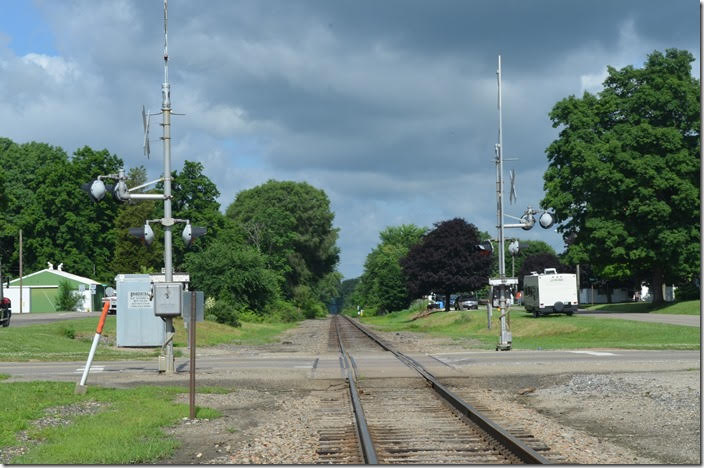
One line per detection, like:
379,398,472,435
82,0,205,373
492,55,554,351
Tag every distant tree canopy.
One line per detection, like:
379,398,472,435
0,140,122,282
492,239,556,279
354,224,427,314
542,49,700,303
0,137,341,321
225,180,340,299
517,252,570,289
401,218,492,311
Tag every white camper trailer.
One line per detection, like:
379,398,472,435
523,268,578,317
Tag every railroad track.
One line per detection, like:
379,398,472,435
323,314,556,464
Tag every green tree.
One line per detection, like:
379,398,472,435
401,218,492,311
112,199,164,274
503,240,557,280
0,141,122,281
356,224,426,314
185,230,282,314
542,49,699,303
168,161,226,270
225,180,340,298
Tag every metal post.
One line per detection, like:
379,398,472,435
161,0,175,374
496,55,510,350
189,290,196,419
19,229,22,315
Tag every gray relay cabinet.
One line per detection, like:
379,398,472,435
116,274,166,347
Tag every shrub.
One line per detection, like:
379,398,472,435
266,300,304,323
55,280,82,312
292,285,327,319
208,299,241,328
676,282,699,301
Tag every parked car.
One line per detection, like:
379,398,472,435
454,295,478,310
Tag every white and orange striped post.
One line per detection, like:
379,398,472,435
75,300,111,394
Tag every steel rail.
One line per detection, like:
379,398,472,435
334,316,378,464
340,314,551,464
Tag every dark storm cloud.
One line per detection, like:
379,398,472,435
1,0,698,278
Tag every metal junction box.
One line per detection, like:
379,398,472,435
116,274,165,347
153,282,182,317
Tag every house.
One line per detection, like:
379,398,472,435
5,262,105,313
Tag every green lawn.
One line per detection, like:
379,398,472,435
581,299,700,315
360,306,700,350
0,379,223,464
0,315,300,362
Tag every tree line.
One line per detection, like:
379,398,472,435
0,142,340,324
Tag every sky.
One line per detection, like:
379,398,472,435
0,0,699,279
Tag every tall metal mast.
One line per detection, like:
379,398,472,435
161,0,175,373
495,55,511,350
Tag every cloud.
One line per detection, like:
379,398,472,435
0,0,697,279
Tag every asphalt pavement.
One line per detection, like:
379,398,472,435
9,311,102,327
577,309,700,327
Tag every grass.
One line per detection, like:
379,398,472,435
0,315,300,362
360,306,700,350
0,381,224,464
172,317,298,348
581,299,700,315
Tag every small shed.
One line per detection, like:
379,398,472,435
6,262,105,313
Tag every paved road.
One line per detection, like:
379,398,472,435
0,349,699,383
577,310,700,327
9,311,102,327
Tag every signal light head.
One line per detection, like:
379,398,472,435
82,179,107,202
539,211,555,229
128,224,154,246
182,224,206,248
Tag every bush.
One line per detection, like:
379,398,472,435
292,285,328,319
208,299,241,328
676,282,699,301
266,300,304,323
55,280,82,311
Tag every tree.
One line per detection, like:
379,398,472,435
517,252,570,289
225,180,340,298
356,224,426,314
167,161,226,270
401,218,492,311
112,199,163,274
0,141,123,282
185,230,282,314
542,49,699,303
